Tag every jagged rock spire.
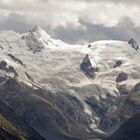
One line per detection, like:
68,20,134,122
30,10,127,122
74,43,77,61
80,54,98,79
128,38,139,51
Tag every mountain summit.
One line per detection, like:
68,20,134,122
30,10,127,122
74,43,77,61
23,26,52,53
30,26,51,40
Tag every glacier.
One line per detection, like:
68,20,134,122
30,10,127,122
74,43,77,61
0,26,140,140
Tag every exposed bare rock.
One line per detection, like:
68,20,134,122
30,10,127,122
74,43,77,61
80,55,98,79
114,60,123,68
8,54,24,66
128,38,139,51
132,82,140,93
0,60,7,70
116,72,128,83
0,60,18,77
117,84,131,95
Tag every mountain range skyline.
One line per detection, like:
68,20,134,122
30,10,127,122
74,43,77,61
0,0,140,44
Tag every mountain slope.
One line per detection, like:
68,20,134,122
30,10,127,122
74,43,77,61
0,27,140,139
107,113,140,140
0,113,28,140
0,110,45,140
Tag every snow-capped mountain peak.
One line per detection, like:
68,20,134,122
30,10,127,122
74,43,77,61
30,26,51,40
23,26,53,53
31,26,43,32
23,26,73,53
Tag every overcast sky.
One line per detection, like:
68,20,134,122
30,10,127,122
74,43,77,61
0,0,140,44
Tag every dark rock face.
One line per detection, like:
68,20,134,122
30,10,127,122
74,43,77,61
0,77,93,140
80,55,98,78
114,60,122,68
0,60,7,70
128,38,139,51
117,84,131,95
116,72,128,83
0,107,45,140
107,113,140,140
88,44,92,48
85,91,119,132
7,66,18,76
132,82,140,93
8,54,24,66
25,72,34,82
0,60,18,77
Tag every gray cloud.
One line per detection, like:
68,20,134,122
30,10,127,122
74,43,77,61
64,0,140,4
53,17,140,45
0,13,33,32
0,0,140,44
0,0,140,28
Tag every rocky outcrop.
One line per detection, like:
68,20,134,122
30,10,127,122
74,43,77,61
114,60,122,68
117,84,131,95
116,72,128,82
0,60,18,77
128,38,139,51
25,72,34,82
80,55,98,79
7,66,18,76
8,54,24,66
88,44,92,48
0,61,7,70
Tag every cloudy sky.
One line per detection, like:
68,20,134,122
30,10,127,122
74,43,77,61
0,0,140,44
